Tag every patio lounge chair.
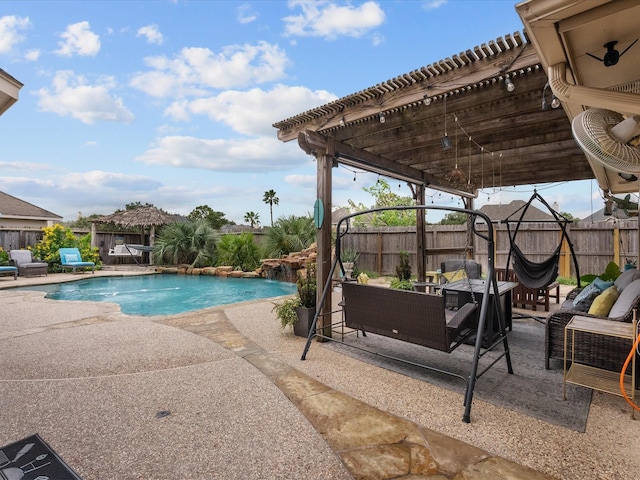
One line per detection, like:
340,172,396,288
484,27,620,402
9,249,48,277
0,266,17,280
59,248,95,274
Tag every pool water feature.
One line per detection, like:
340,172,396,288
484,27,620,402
13,274,297,316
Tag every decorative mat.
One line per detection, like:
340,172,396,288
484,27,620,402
324,318,592,431
0,434,82,479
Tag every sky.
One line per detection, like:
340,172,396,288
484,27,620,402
0,0,604,225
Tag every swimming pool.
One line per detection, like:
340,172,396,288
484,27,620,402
13,274,297,316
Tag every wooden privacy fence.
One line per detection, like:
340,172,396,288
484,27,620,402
2,221,637,275
340,219,638,279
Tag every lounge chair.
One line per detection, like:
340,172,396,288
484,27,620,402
0,266,17,280
59,248,95,274
9,249,48,277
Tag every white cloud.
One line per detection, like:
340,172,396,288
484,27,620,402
422,0,447,11
135,135,303,172
130,41,291,98
181,84,337,136
25,49,40,61
34,70,135,124
54,21,100,57
137,24,164,45
284,174,315,189
0,161,52,172
283,0,385,39
63,171,163,191
0,15,30,54
237,4,259,24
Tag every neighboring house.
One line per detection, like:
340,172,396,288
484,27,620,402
0,68,22,116
0,191,63,229
478,200,555,224
582,206,634,223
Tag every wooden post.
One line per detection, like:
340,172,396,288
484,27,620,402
316,151,333,341
416,184,426,282
613,225,620,268
559,226,571,278
377,232,383,274
90,222,97,248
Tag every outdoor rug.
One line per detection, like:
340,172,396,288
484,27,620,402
323,318,592,431
0,433,82,479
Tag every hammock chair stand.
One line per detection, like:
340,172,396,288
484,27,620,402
502,191,581,321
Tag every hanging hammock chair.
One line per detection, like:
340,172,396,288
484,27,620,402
503,191,580,290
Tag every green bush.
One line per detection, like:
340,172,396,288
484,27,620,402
263,214,315,258
390,278,414,290
30,224,100,271
154,220,217,267
216,233,261,271
0,248,8,266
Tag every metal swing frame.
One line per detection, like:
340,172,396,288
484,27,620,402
300,205,514,423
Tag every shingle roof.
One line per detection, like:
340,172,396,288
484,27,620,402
0,191,62,220
478,200,554,222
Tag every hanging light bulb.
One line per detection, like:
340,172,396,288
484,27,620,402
379,112,386,123
551,95,561,108
339,117,345,126
423,94,431,106
505,77,515,92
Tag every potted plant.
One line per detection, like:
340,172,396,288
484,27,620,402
272,296,302,330
390,250,414,290
272,262,317,337
341,247,359,280
294,262,317,337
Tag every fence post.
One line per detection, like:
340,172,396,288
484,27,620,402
613,225,621,267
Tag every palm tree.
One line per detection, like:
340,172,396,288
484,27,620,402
263,189,279,226
263,214,315,258
153,220,217,267
244,211,260,228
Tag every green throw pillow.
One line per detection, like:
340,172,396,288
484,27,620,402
588,286,619,316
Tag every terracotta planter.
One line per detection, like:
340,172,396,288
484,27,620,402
294,306,316,337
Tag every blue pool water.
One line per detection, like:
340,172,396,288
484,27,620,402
13,275,296,316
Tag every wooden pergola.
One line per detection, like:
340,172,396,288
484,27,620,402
274,31,594,337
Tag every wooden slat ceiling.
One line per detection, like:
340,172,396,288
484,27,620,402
274,32,593,196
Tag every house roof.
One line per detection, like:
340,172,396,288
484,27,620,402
0,191,62,220
0,68,23,116
478,200,554,222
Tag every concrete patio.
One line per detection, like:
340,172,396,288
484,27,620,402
0,271,637,479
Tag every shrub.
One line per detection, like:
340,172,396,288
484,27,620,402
154,220,217,267
0,247,8,266
216,233,261,271
30,224,100,271
263,214,315,258
390,278,414,290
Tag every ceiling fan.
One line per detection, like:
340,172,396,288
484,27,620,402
587,39,638,67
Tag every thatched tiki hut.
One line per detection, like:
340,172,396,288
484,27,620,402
92,206,174,265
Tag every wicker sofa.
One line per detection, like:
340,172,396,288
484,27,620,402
545,268,640,380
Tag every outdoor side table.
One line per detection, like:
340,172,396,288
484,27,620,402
564,315,637,418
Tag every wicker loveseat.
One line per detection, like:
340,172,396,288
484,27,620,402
545,268,640,380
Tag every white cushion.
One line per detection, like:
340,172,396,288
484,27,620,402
608,278,640,319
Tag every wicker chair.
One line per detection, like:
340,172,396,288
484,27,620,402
545,284,640,384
